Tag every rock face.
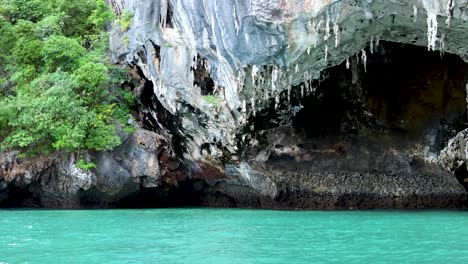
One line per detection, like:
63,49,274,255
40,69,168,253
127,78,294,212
108,0,468,156
0,129,161,208
1,0,468,208
110,0,468,158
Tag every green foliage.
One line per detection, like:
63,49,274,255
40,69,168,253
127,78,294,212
35,15,63,39
0,0,50,23
165,42,174,48
88,0,115,30
12,37,43,66
203,95,222,106
123,125,137,134
0,17,16,60
74,61,110,102
42,35,86,72
76,159,96,170
48,0,95,37
0,0,135,157
118,10,134,31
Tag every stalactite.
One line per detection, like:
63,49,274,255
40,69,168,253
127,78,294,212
160,0,168,28
252,65,259,86
446,0,455,27
423,0,440,51
426,12,438,51
324,44,329,61
251,97,256,117
413,6,418,23
241,99,247,115
361,49,367,73
333,22,340,48
324,12,331,41
346,58,350,69
303,71,310,94
440,33,446,58
271,66,279,91
236,68,245,93
370,36,374,54
275,94,280,110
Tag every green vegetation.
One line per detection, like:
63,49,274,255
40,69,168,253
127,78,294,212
203,95,222,106
0,0,135,157
76,159,97,170
122,35,130,45
117,10,134,31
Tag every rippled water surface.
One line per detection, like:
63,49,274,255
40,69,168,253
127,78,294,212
1,209,468,263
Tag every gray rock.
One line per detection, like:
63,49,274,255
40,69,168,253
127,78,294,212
0,129,161,208
110,0,468,159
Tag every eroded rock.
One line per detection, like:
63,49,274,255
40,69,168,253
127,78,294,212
0,129,162,208
2,0,468,208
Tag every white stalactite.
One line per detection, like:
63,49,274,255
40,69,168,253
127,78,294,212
271,66,279,91
324,12,331,41
160,0,168,28
251,65,259,86
333,22,340,47
251,97,256,117
275,94,280,110
361,49,367,73
423,0,440,51
426,13,438,51
413,5,418,23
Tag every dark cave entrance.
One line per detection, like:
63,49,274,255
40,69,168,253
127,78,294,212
292,41,468,151
245,41,468,193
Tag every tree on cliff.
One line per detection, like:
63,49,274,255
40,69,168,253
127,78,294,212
0,0,135,158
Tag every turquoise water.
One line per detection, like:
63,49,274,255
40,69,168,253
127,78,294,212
1,209,468,263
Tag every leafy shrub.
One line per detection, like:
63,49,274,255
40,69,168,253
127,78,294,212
203,95,222,106
0,0,135,157
118,10,134,31
76,159,97,170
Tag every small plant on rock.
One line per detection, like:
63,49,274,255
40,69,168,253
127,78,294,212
203,95,222,106
118,10,134,31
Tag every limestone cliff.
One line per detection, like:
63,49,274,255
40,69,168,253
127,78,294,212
1,0,468,208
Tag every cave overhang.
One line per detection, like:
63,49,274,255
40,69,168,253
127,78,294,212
110,0,468,166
